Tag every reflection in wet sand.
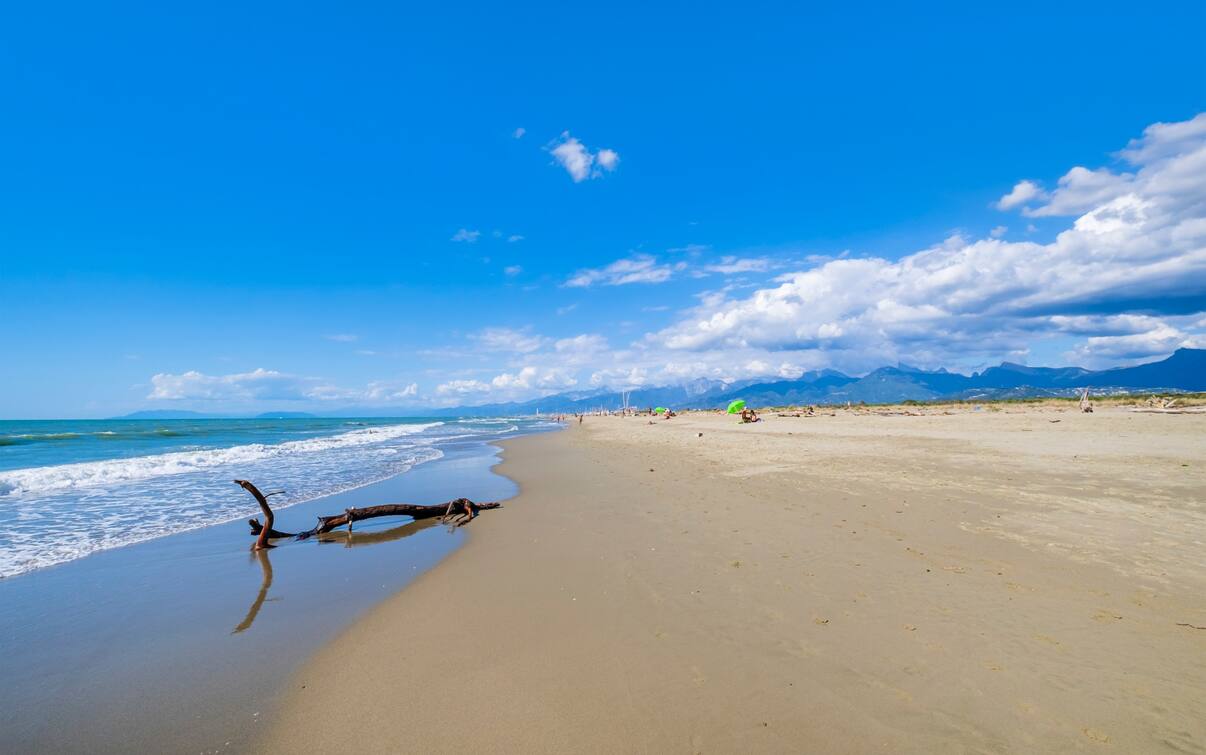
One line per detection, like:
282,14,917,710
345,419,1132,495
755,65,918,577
232,549,275,634
233,517,441,633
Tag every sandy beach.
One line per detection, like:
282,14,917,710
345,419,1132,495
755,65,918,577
261,407,1206,753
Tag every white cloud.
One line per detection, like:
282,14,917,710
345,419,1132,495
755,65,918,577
596,148,620,171
436,379,491,396
363,381,419,401
504,265,523,277
451,228,481,243
473,327,546,353
646,114,1206,372
488,366,578,391
548,132,620,182
565,254,681,287
507,234,525,243
995,180,1048,211
148,368,314,401
149,369,427,405
513,127,526,139
325,333,358,342
1024,167,1133,217
989,225,1007,238
703,256,772,274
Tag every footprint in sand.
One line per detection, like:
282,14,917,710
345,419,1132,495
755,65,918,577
1082,727,1110,744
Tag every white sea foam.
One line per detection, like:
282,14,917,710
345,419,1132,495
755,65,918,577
0,418,553,579
0,422,441,497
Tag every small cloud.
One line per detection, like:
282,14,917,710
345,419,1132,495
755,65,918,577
436,379,491,396
989,225,1008,238
703,256,771,274
474,327,546,353
513,127,526,139
451,228,481,243
548,132,620,182
507,234,524,243
565,254,676,287
557,303,579,316
995,180,1048,211
325,334,359,343
354,349,378,356
596,148,620,171
504,265,523,277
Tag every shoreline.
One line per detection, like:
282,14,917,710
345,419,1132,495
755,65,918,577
0,438,527,753
262,407,1206,753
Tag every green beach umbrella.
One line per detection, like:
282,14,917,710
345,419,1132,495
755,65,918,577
726,399,746,414
653,407,667,414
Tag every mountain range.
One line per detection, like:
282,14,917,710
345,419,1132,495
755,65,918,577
427,348,1206,415
116,349,1205,419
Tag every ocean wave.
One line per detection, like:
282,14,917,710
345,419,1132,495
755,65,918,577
0,445,445,578
0,422,442,497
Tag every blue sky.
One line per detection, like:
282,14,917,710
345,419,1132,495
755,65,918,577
2,1,1204,417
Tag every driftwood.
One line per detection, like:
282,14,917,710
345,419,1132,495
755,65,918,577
235,479,501,550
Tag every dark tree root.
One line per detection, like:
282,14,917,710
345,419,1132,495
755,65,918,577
235,480,501,547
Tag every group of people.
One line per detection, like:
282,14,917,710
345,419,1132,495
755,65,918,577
739,407,760,423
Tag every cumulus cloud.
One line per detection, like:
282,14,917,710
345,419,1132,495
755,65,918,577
647,114,1206,372
596,148,620,171
451,228,481,243
995,180,1047,211
565,254,683,287
548,132,620,182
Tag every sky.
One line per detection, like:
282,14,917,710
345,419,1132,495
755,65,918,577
1,1,1204,418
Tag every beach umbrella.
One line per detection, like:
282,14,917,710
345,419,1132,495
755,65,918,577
653,407,667,414
726,399,746,414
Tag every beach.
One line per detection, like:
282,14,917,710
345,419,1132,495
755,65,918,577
0,430,532,753
262,407,1206,753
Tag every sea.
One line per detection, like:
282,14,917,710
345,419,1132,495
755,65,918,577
0,416,557,579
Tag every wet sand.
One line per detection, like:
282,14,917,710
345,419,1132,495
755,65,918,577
262,407,1206,753
0,442,516,754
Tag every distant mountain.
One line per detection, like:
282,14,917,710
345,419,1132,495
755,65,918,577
113,349,1205,419
1077,348,1206,390
434,348,1206,413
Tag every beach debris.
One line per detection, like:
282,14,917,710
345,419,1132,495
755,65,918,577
1175,622,1206,630
1079,387,1094,413
235,480,501,549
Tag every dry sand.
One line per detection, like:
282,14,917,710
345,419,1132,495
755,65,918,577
261,407,1206,753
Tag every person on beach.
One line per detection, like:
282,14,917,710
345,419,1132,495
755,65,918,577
740,407,760,423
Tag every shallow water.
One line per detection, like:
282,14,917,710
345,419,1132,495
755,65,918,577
0,417,549,577
0,436,539,753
